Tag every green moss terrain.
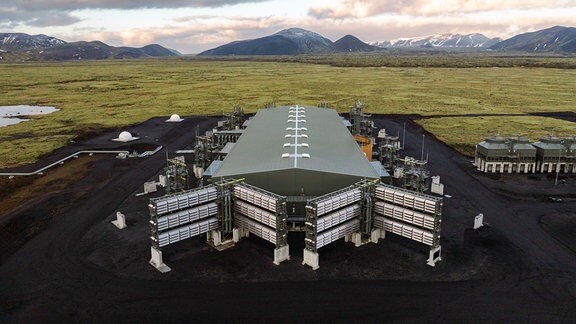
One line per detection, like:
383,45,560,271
1,59,575,168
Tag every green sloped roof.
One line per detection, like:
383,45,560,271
213,106,379,180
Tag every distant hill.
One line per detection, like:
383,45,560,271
371,33,501,49
0,32,180,61
31,41,180,60
1,33,66,51
330,35,375,52
490,26,576,52
199,28,333,56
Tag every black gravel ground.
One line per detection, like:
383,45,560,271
1,115,575,323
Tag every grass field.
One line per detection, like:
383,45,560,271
1,59,575,168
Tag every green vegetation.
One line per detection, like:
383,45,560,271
194,53,576,69
1,59,575,168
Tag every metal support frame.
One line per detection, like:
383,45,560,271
274,197,289,249
149,203,160,249
355,179,378,239
214,178,244,237
348,100,374,137
399,156,429,193
304,203,319,254
378,134,400,172
166,156,189,194
222,106,246,130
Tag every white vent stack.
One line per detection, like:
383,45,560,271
166,114,183,122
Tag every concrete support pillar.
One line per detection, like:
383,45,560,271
426,245,442,267
207,230,222,246
112,211,127,229
302,249,319,270
232,228,241,243
370,229,385,244
350,232,362,247
273,245,290,265
149,247,171,273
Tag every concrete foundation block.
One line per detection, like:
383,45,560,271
371,229,384,243
431,182,444,195
149,247,171,273
144,181,157,193
427,246,442,267
474,213,484,230
112,211,127,229
302,249,319,270
273,245,290,265
241,227,250,238
158,175,167,187
232,228,240,243
351,232,362,247
207,230,222,246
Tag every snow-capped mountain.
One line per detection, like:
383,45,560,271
199,28,333,55
0,33,66,51
371,33,502,49
0,32,180,61
273,28,332,47
490,26,576,52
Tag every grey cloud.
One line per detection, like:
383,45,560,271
7,0,270,11
1,0,269,28
308,0,576,19
28,11,82,27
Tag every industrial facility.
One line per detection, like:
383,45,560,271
475,135,576,174
147,104,443,272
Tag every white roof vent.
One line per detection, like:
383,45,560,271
166,114,183,122
113,131,139,142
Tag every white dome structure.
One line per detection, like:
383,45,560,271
166,114,183,122
113,131,139,142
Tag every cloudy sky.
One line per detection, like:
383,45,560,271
2,0,576,53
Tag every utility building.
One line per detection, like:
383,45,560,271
211,106,380,195
475,136,536,173
533,136,576,173
209,106,381,220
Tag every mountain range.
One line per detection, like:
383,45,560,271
490,26,576,52
199,26,576,56
0,33,180,61
2,25,576,61
370,33,502,49
199,29,379,56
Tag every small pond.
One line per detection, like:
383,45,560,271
0,105,60,127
